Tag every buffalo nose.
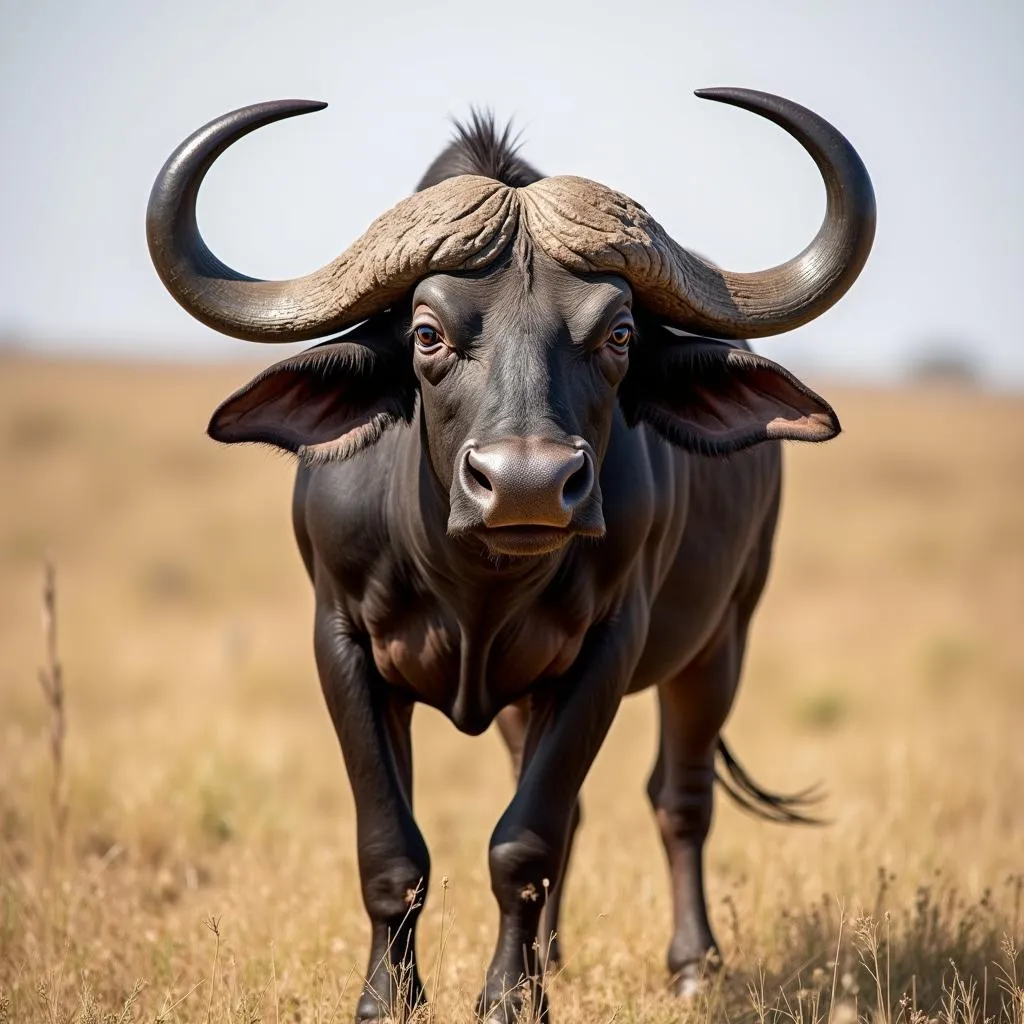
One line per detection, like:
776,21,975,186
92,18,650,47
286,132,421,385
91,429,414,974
460,438,595,528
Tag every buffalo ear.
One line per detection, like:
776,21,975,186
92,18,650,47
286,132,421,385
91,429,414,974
619,329,839,455
208,318,416,463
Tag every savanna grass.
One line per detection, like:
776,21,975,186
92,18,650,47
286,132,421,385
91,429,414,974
1,357,1022,1021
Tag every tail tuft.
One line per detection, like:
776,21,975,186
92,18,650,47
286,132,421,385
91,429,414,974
715,738,827,826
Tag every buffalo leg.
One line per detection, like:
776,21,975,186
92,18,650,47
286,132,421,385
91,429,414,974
314,609,429,1023
495,702,581,969
647,611,743,995
479,620,639,1022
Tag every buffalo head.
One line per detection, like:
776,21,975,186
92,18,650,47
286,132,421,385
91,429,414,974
147,91,875,558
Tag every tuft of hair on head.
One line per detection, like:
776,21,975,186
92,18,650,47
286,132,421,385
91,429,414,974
450,109,533,185
415,107,544,191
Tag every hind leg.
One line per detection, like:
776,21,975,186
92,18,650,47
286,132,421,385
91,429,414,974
647,607,745,995
496,701,580,968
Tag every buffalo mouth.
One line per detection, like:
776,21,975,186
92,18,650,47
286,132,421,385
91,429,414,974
478,525,574,557
473,523,604,558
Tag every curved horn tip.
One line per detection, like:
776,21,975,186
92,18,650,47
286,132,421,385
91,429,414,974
243,98,328,117
213,98,328,126
694,87,734,99
260,99,327,110
694,86,781,108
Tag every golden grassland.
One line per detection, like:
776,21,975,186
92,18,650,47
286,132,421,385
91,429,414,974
1,354,1022,1023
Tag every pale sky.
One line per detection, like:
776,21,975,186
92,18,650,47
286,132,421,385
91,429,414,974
1,0,1021,385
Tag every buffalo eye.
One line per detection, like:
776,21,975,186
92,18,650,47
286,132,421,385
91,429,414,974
608,324,633,350
592,315,633,384
412,322,448,354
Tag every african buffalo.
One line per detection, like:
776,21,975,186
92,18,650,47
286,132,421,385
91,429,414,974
147,89,875,1023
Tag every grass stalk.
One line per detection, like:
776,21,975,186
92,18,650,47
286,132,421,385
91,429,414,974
37,559,66,861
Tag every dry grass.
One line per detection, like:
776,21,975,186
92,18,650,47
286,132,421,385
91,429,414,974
1,354,1022,1023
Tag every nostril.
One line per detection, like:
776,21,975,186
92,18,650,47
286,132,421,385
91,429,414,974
469,463,492,492
562,460,593,506
464,449,495,497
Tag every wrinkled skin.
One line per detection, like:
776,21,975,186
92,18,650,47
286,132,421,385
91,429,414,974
210,241,836,1021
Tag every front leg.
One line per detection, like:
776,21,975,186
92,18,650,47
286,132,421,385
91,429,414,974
314,603,429,1023
479,607,645,1023
495,701,581,970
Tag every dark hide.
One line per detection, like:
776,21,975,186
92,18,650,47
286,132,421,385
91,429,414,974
209,116,833,1022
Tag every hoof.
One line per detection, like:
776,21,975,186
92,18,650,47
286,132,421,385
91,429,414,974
669,949,722,999
354,992,385,1023
673,969,706,999
354,994,400,1023
355,980,425,1022
476,983,548,1023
